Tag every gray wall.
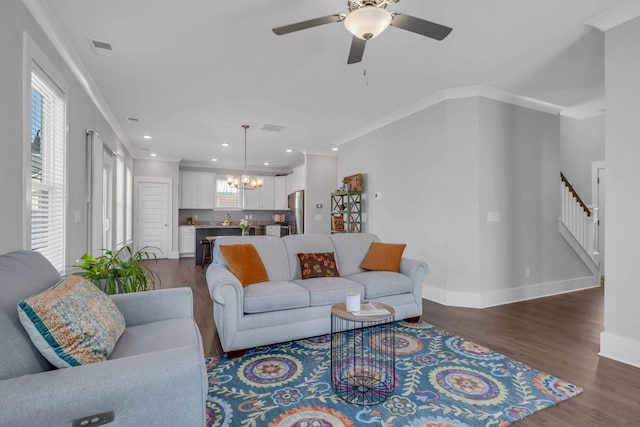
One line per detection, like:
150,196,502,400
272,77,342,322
601,15,640,367
305,154,338,235
338,95,593,307
0,0,127,266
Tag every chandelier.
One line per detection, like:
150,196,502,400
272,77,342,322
226,125,264,190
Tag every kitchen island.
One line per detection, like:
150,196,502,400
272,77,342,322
194,225,264,266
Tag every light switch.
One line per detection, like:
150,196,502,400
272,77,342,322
487,211,500,222
314,214,323,221
74,210,81,223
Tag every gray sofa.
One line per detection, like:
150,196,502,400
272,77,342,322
206,233,429,354
0,250,207,427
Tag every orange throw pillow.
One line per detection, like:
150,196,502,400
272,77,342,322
360,242,407,272
220,244,269,286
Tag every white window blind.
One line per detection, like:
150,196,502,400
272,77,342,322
215,179,241,209
126,165,133,243
30,69,66,272
116,154,125,248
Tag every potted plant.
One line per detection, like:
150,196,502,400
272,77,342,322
73,246,161,294
186,215,193,225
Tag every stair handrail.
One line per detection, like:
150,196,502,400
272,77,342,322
560,172,590,217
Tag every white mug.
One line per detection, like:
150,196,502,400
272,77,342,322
345,291,361,312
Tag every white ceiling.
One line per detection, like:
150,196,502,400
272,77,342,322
31,0,627,172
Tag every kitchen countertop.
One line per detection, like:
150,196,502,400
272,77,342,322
181,224,288,228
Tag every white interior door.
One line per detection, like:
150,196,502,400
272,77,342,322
135,178,171,258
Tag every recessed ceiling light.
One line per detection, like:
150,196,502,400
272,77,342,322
222,143,229,147
150,153,157,157
285,149,292,153
143,135,151,139
211,158,218,162
332,147,339,151
264,162,270,166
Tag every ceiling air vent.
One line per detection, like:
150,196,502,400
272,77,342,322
261,124,287,132
127,117,139,124
89,39,114,57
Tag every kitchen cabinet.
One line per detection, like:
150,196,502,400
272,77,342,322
274,176,288,210
243,176,275,210
180,171,215,209
286,164,306,194
179,225,195,256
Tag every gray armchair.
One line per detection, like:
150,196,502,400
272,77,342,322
0,250,207,427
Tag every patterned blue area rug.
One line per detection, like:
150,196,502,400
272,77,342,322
206,321,582,426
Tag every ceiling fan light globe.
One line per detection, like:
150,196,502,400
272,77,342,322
344,6,392,40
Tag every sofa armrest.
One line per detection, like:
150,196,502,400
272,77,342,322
205,265,245,352
205,266,244,307
0,345,206,427
110,287,194,327
399,257,430,296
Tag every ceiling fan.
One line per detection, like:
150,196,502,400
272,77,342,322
272,0,452,64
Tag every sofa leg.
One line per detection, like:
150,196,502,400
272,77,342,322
405,316,421,323
227,349,245,359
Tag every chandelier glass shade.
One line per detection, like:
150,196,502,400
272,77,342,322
226,125,264,190
344,6,392,40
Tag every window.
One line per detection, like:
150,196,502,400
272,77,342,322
116,154,125,248
215,179,241,209
30,68,66,272
126,165,133,243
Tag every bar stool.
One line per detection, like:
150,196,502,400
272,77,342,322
200,239,212,268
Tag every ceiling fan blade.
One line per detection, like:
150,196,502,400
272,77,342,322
347,36,366,64
390,13,452,40
272,14,343,35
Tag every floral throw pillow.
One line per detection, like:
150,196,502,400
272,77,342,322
17,275,126,369
297,252,340,279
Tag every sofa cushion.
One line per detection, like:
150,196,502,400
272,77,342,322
297,252,340,279
213,236,290,282
346,271,414,299
109,317,200,359
219,244,269,286
1,250,62,380
329,233,381,276
243,281,310,314
283,234,335,280
18,275,126,369
293,277,363,306
360,242,407,272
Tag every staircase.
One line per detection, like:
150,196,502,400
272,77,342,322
559,172,599,275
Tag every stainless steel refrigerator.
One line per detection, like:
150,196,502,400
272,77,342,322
288,190,304,234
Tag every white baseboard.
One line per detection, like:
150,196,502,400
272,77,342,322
423,276,600,308
600,332,640,369
168,251,180,259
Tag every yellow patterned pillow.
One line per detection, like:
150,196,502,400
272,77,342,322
17,275,126,368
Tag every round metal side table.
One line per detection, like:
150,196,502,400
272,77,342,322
330,302,395,405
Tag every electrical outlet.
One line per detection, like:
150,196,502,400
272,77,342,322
245,215,248,219
194,214,198,220
525,267,531,278
72,411,114,427
249,215,252,220
74,210,81,223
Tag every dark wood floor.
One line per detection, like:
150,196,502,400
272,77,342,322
152,258,640,426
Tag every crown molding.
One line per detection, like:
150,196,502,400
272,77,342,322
21,0,133,156
333,85,565,146
586,0,640,32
